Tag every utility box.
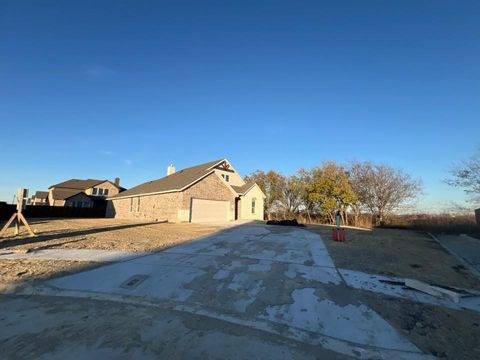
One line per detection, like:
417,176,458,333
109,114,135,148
476,208,480,227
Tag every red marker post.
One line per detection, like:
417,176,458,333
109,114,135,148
332,211,346,242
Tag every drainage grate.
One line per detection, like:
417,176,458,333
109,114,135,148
120,274,149,289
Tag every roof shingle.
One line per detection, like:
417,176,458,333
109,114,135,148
231,182,256,195
110,159,224,199
50,179,106,190
51,188,87,200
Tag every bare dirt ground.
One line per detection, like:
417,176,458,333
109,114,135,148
0,218,222,252
0,259,100,291
308,224,480,359
0,218,222,287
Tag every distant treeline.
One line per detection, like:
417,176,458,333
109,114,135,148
245,161,422,227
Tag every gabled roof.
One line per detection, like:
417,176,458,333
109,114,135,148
231,182,256,195
110,159,225,199
51,188,89,200
34,191,49,198
49,179,106,190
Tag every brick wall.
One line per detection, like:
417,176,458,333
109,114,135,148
182,173,236,207
107,172,236,222
107,192,183,221
183,173,237,220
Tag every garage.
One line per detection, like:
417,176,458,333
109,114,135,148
190,198,230,223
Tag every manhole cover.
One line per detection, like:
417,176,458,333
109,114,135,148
120,274,149,289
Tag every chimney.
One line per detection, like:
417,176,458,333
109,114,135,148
114,177,120,186
167,164,175,176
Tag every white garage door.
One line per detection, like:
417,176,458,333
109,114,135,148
190,199,229,223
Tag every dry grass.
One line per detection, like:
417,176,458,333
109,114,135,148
384,213,480,239
307,224,480,359
355,290,480,359
0,218,223,287
308,224,480,289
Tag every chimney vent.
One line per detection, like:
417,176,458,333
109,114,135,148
114,177,120,186
167,164,176,176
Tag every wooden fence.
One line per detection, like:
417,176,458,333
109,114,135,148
0,202,107,220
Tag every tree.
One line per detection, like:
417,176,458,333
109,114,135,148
348,161,422,225
446,147,480,205
278,175,303,218
306,162,356,224
244,170,285,219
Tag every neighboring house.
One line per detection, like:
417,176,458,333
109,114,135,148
107,159,265,223
48,178,124,208
31,191,49,206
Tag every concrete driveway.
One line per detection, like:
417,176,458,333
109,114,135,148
1,223,431,359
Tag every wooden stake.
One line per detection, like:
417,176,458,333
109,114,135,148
0,211,36,239
17,211,35,237
0,212,18,238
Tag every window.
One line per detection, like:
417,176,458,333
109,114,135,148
98,188,104,196
104,189,109,196
251,198,256,214
137,197,141,212
130,198,133,212
84,202,90,208
92,188,98,195
225,175,230,182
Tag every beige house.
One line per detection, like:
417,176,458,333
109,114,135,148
107,159,265,223
31,191,49,206
48,178,123,208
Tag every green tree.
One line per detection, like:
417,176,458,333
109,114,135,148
244,170,285,219
306,162,356,224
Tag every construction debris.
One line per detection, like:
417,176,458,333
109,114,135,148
405,279,463,303
266,219,305,227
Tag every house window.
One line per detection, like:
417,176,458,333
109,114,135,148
98,188,104,196
137,197,141,212
130,198,133,212
225,174,230,182
92,188,98,195
84,202,90,208
104,189,109,196
251,198,256,214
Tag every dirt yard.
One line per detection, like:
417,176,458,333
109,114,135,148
308,224,480,289
308,224,480,359
0,218,223,287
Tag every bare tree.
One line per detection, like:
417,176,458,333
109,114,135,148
348,162,422,225
278,175,303,218
445,147,480,205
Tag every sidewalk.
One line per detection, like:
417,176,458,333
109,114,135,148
435,234,480,275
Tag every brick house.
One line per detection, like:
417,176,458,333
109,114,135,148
107,159,265,223
48,178,124,208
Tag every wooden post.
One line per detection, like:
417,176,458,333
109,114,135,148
0,188,36,239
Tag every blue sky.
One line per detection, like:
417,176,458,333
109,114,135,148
1,1,479,210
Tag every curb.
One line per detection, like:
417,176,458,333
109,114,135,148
426,232,480,280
